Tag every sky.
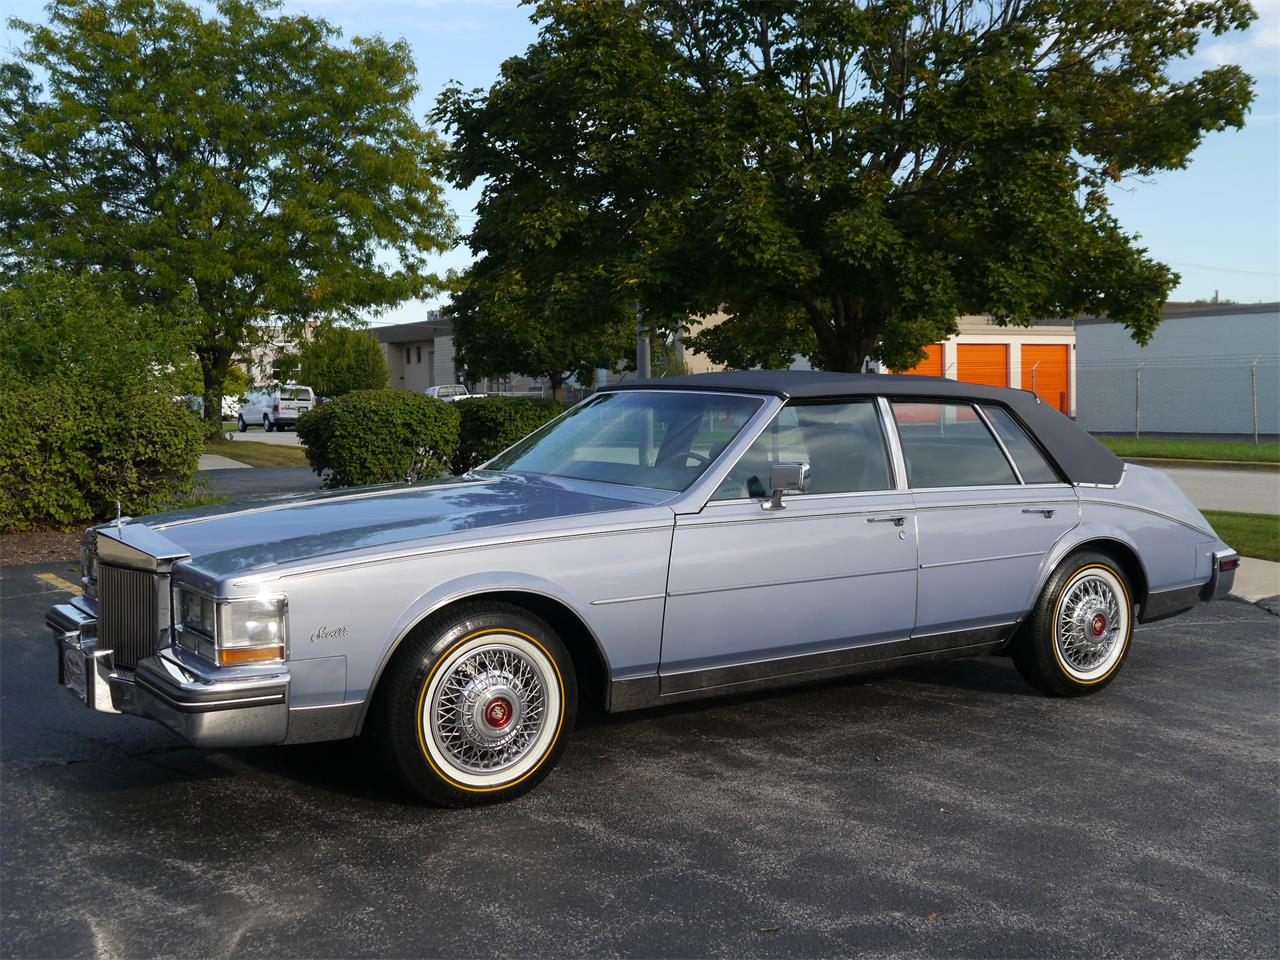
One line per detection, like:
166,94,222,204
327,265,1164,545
4,0,1277,327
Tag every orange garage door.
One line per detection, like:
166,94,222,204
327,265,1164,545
956,343,1008,388
1022,344,1070,414
896,343,943,377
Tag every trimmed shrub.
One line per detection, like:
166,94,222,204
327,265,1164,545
453,396,565,474
297,389,460,488
0,382,203,532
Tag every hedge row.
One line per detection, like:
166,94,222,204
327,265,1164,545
296,391,564,487
452,396,564,474
0,382,204,532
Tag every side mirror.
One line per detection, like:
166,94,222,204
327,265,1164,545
766,461,810,510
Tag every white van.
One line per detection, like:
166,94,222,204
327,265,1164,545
238,384,315,432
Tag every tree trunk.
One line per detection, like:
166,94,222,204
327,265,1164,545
808,298,885,372
198,345,233,439
548,371,565,403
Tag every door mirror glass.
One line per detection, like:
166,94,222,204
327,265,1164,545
767,461,810,509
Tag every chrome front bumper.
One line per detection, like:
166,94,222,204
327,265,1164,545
47,599,290,748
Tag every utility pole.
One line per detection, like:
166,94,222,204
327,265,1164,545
635,301,650,380
1251,355,1260,445
1135,361,1146,438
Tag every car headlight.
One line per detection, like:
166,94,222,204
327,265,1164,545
175,586,287,666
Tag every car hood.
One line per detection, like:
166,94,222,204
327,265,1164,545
125,473,666,580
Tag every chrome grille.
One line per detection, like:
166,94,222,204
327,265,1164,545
97,564,161,669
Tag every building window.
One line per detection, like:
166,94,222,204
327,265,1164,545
416,345,422,364
405,347,411,365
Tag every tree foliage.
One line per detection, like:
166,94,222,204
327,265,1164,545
2,0,454,432
447,266,635,398
0,271,197,393
299,325,390,397
438,0,1255,372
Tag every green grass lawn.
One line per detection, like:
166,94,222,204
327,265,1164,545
204,438,309,468
1098,436,1279,463
1202,510,1280,563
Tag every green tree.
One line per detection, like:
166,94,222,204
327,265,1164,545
448,263,635,400
438,0,1255,372
2,0,454,434
299,325,390,397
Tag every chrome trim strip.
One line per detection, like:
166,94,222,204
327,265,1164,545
877,396,910,492
677,504,914,528
667,566,918,598
1076,497,1216,538
973,404,1025,484
907,620,1019,640
1073,464,1128,489
590,593,666,606
919,552,1043,570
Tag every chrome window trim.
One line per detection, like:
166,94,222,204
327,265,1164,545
972,403,1025,484
877,396,910,492
677,503,917,528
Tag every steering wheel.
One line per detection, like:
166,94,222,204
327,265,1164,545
683,451,712,467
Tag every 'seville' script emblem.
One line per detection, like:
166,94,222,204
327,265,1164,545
310,625,350,643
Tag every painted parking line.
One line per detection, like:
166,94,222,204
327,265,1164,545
35,572,80,594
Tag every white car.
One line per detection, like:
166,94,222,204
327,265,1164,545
424,384,483,402
238,384,315,432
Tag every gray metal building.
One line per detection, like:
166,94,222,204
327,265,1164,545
1075,302,1279,438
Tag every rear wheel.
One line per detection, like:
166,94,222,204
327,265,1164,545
263,414,274,432
237,415,247,433
1012,552,1134,696
373,602,576,806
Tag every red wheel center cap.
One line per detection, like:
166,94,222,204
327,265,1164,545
485,697,513,729
1090,613,1107,638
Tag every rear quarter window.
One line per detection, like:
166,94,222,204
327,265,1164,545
981,406,1060,483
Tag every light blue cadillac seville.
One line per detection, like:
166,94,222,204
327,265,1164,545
49,371,1238,805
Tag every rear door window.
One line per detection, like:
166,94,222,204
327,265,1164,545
981,406,1060,483
891,401,1017,488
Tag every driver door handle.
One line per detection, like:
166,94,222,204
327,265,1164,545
867,515,907,527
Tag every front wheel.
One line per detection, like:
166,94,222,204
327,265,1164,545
237,415,247,433
373,602,576,806
263,414,274,433
1012,552,1134,697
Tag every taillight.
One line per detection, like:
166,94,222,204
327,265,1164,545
273,402,279,413
1219,557,1240,571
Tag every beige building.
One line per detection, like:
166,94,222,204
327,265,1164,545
373,314,547,395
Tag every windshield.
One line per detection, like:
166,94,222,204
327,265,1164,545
487,391,763,491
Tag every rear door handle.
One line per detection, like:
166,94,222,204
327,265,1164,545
867,515,908,526
1022,508,1056,518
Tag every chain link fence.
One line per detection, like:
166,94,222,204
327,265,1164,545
1076,355,1280,440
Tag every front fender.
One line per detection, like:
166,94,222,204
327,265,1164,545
358,569,608,729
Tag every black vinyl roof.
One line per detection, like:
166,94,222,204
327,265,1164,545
603,370,1123,486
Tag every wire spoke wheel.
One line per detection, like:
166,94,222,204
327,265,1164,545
1053,566,1130,683
419,631,563,790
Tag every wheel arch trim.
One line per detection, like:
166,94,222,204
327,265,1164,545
354,572,612,734
1028,527,1151,614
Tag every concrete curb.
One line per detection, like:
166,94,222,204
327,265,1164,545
1123,457,1279,472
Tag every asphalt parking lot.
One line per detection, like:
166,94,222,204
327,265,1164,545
2,562,1277,959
